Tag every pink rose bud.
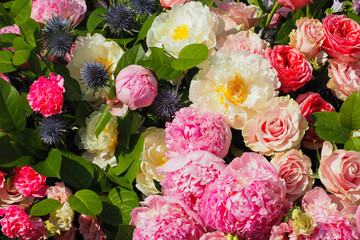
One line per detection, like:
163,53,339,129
160,0,190,9
276,0,313,10
115,65,158,110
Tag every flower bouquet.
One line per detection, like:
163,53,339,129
0,0,360,239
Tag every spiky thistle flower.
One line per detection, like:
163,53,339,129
130,0,158,16
38,116,68,145
80,61,112,91
43,16,76,58
104,3,135,35
152,86,183,122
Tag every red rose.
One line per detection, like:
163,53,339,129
322,14,360,62
268,45,313,93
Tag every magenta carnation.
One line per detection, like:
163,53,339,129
27,72,65,117
157,150,226,210
197,152,291,239
165,107,232,158
0,205,45,240
130,195,205,240
14,165,48,198
31,0,86,25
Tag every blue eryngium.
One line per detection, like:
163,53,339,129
152,86,183,122
38,116,68,145
354,0,360,15
43,16,76,58
80,61,111,91
130,0,158,16
104,3,135,35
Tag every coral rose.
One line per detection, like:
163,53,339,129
165,107,232,158
13,165,48,198
222,30,269,55
319,141,360,204
160,0,189,9
276,0,313,11
327,59,360,101
289,17,326,59
243,97,308,155
322,14,360,62
47,182,72,205
268,45,314,93
198,152,291,239
130,195,205,239
271,149,314,201
115,65,158,110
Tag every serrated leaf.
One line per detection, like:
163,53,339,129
19,92,33,115
98,197,123,226
68,189,103,218
171,44,208,70
0,140,34,166
12,37,32,66
20,18,42,52
115,44,146,74
11,0,31,25
32,148,61,178
340,91,360,130
344,137,360,152
116,225,135,240
0,50,16,73
0,80,26,133
274,19,296,45
30,199,63,216
311,111,352,144
87,8,106,33
0,33,17,49
108,187,139,225
96,104,112,138
134,13,156,45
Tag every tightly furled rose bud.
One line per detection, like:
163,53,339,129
276,0,313,11
115,65,158,110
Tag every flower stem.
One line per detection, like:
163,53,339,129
261,2,280,39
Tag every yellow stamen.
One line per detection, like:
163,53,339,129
216,73,247,109
171,24,189,41
96,57,113,74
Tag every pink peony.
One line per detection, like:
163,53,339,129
198,152,291,239
160,0,190,9
0,170,6,188
0,205,45,240
78,214,106,240
31,0,86,25
199,231,227,240
157,150,227,210
165,107,232,158
357,206,360,234
0,24,20,35
115,65,158,110
271,149,314,202
27,72,65,117
276,0,313,11
47,182,72,205
222,30,269,55
270,222,290,240
13,165,48,198
130,195,205,240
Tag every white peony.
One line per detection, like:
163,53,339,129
67,33,124,105
48,205,74,231
78,105,118,169
189,48,280,129
136,127,168,196
146,1,220,57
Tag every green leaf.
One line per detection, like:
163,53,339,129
171,44,209,70
106,173,132,190
347,12,360,25
60,151,94,189
0,140,33,166
68,189,103,218
32,148,62,178
340,91,360,130
87,8,106,33
311,111,352,144
96,105,112,138
0,50,16,73
19,92,33,115
11,0,31,25
9,128,46,153
98,196,123,226
30,199,63,216
12,37,32,66
108,187,139,225
199,0,213,7
109,38,135,47
344,137,360,152
274,19,296,45
0,155,34,168
75,101,93,127
20,18,42,52
115,44,146,74
0,80,26,133
134,13,156,45
138,47,182,80
116,225,135,240
0,33,18,49
54,63,82,101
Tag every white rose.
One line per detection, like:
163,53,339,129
48,205,74,231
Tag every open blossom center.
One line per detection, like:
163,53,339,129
171,24,189,41
216,73,247,108
97,57,113,74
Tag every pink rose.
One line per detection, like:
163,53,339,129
269,222,290,240
319,142,360,204
0,170,6,188
322,14,360,62
157,150,227,210
276,0,313,11
115,65,158,110
47,182,72,205
160,0,189,9
13,166,48,198
78,214,106,240
243,97,308,155
130,195,205,240
357,206,360,234
271,149,314,201
327,59,360,101
198,152,291,239
31,0,86,25
199,231,227,240
222,30,269,55
289,17,326,59
268,45,314,93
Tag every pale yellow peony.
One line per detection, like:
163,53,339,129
48,205,74,232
